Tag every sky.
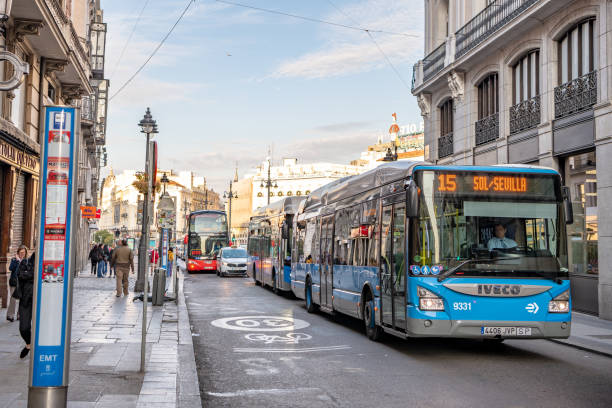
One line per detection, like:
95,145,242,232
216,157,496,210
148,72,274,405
103,0,425,193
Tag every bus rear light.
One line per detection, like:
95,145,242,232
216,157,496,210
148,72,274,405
549,290,570,313
417,287,444,311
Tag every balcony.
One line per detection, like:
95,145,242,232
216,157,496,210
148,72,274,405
438,132,454,159
423,42,446,81
475,112,499,146
554,71,597,120
81,95,96,124
455,0,538,59
510,95,540,134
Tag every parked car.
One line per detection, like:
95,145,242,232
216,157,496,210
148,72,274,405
217,247,248,277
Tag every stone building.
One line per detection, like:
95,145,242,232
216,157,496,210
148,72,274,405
1,0,108,307
411,0,610,318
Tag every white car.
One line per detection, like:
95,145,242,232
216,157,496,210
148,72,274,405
217,247,248,277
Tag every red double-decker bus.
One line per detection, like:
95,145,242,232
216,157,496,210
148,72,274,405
186,210,229,272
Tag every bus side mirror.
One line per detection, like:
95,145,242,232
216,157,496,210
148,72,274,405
406,180,420,218
281,222,289,239
562,186,573,224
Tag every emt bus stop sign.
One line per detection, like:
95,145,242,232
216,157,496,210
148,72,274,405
28,106,80,407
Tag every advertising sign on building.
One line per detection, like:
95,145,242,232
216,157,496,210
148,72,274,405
30,107,79,395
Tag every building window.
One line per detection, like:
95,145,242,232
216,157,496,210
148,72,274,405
257,192,263,197
475,73,499,145
296,191,302,196
438,98,453,159
278,191,283,197
48,84,56,102
477,73,498,119
558,18,595,85
555,18,597,119
287,191,293,196
510,50,541,134
513,50,539,104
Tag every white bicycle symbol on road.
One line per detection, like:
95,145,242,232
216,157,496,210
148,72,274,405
211,315,310,332
244,332,312,344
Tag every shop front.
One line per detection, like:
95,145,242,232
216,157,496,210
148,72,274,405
0,132,39,308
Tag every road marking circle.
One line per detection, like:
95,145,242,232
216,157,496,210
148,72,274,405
211,315,310,332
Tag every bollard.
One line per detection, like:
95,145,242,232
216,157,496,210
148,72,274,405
152,267,166,306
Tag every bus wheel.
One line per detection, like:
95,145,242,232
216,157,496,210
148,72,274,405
363,294,383,341
305,280,317,313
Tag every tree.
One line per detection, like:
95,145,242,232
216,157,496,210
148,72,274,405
132,172,161,196
94,230,114,245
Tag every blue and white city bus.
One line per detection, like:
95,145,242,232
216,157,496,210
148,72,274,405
248,196,306,293
291,162,573,341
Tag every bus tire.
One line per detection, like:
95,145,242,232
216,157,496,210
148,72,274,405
363,292,383,341
305,279,317,313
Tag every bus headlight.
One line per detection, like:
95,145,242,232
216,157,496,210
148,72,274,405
418,287,444,311
548,290,570,313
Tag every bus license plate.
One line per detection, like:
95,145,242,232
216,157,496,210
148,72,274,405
481,327,532,336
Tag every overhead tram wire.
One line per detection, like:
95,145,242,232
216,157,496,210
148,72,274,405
325,0,412,92
214,0,419,38
110,0,152,79
109,0,196,101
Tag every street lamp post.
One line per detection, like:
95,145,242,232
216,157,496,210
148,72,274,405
223,181,238,244
260,157,277,205
136,107,158,373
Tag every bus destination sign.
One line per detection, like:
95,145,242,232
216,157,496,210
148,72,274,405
434,172,557,198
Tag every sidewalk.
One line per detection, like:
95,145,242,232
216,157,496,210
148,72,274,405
550,311,612,357
0,267,201,408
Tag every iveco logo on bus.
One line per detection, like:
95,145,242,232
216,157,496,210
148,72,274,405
477,284,521,296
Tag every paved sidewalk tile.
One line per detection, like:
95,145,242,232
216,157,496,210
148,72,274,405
0,267,201,408
550,311,612,357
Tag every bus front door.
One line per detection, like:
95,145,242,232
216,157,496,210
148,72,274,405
319,216,333,309
380,204,407,331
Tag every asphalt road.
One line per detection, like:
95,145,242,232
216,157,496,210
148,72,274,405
183,271,612,408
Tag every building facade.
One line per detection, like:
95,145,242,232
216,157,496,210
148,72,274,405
1,0,108,307
411,0,611,318
99,169,221,243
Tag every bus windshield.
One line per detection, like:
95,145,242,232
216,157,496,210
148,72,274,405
412,170,568,279
190,212,227,234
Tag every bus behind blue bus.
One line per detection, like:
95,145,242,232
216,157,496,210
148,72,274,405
247,196,305,293
291,162,572,341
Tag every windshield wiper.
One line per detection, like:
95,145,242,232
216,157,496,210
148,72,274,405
437,259,491,282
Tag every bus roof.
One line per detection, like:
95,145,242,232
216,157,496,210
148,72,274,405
251,196,306,220
190,209,226,216
301,161,561,213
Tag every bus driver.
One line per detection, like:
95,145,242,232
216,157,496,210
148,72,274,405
487,223,518,251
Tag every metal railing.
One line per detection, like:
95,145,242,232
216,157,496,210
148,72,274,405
423,42,446,81
510,95,540,134
81,95,95,122
475,112,499,145
438,132,454,159
554,71,597,119
455,0,538,59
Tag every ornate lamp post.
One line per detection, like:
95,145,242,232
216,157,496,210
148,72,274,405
223,181,238,244
136,108,157,374
260,157,277,205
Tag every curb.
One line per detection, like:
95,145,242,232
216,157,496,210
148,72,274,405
548,339,612,359
177,270,203,408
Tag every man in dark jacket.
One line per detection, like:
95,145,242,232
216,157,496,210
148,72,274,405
17,253,35,358
89,244,100,275
6,245,27,322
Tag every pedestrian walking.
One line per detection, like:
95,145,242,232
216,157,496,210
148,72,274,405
167,248,174,278
149,248,159,277
97,244,108,277
108,242,117,278
6,245,27,322
89,244,99,275
110,239,134,297
15,251,35,358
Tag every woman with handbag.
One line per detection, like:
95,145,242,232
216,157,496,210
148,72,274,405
15,252,35,359
6,245,27,322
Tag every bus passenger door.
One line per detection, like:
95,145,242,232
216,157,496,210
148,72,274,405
380,206,393,326
320,216,333,309
392,203,406,331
